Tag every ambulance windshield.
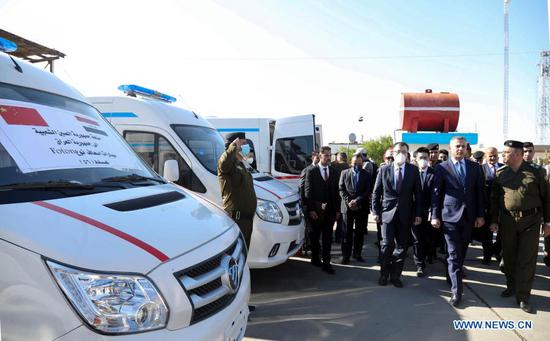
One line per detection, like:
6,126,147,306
0,82,164,204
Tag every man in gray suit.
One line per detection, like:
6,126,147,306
372,142,422,287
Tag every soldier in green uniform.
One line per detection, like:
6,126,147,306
218,132,257,249
489,140,550,313
524,141,550,267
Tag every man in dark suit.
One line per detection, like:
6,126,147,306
413,147,435,276
299,150,320,256
372,142,422,287
431,136,485,307
477,147,504,264
305,146,341,274
339,154,372,264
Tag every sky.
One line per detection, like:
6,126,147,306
1,0,548,148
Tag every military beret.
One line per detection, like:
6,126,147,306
523,141,534,148
225,132,246,143
427,143,439,151
472,151,484,160
504,140,524,149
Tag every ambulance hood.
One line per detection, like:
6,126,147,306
0,184,236,273
252,173,297,201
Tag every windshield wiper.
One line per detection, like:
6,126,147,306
0,180,95,190
100,174,166,184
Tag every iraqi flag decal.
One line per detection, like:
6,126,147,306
75,115,108,136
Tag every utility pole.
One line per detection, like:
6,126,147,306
503,0,510,141
537,54,550,144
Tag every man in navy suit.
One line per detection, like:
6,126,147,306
373,142,422,287
413,147,435,276
431,136,485,307
339,154,372,263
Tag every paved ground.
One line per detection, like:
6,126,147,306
244,222,550,341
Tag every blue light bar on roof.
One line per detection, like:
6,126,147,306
0,37,18,53
118,84,177,103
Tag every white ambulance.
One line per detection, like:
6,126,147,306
88,86,304,269
0,38,249,340
207,117,322,189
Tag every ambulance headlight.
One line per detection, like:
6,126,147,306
47,261,168,334
256,199,283,223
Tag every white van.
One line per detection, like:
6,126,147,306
207,117,322,189
0,39,249,341
88,86,304,269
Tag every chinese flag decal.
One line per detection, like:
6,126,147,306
0,105,48,127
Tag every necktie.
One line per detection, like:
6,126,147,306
492,165,496,178
457,162,466,186
396,167,403,193
353,171,359,190
323,167,328,182
421,171,426,189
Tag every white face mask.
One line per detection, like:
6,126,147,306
246,157,254,164
394,153,407,165
417,159,428,169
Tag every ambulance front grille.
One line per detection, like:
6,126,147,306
175,236,247,324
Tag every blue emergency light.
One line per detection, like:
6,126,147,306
118,84,177,103
0,37,18,53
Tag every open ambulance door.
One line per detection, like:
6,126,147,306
270,114,316,188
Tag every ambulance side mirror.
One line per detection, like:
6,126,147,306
163,159,179,182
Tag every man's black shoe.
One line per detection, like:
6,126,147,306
341,258,350,265
519,301,533,314
322,265,335,274
311,258,322,267
390,278,403,288
450,294,461,307
417,267,425,278
378,276,388,286
501,288,515,298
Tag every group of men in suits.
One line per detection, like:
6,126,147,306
302,146,375,274
300,137,549,313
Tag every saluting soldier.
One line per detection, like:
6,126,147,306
218,132,257,249
489,140,550,313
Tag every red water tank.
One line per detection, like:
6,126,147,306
400,90,460,132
